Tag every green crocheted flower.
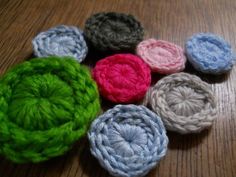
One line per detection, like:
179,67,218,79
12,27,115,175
0,57,101,163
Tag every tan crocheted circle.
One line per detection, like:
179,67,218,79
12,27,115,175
144,72,217,134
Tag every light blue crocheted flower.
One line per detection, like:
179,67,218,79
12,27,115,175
32,25,88,62
88,104,168,177
185,33,235,74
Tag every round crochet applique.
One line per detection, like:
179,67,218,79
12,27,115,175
185,33,235,74
84,12,144,52
0,57,100,163
33,25,88,62
137,39,186,74
88,104,168,177
144,72,217,134
93,54,151,103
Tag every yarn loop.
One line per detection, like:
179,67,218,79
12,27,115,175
93,54,151,103
144,72,217,134
0,57,100,163
185,33,235,74
88,104,168,177
137,39,186,74
84,12,144,52
33,25,88,62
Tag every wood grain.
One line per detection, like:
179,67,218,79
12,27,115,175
0,0,236,177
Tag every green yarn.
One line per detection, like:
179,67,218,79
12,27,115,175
0,57,101,163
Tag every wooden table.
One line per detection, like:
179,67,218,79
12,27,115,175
0,0,236,177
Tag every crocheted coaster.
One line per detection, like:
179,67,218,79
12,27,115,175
137,39,186,74
93,54,151,103
144,72,217,134
32,25,88,62
84,12,144,52
0,57,100,163
88,104,168,177
185,33,235,74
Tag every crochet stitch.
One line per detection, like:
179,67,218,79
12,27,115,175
88,104,168,177
144,72,217,134
93,54,151,103
33,25,88,62
84,12,144,52
0,57,100,163
185,33,235,74
137,39,186,74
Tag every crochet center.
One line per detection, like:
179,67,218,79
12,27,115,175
8,73,74,130
108,123,148,157
148,46,174,63
166,86,207,116
101,21,131,37
109,63,137,87
198,39,224,62
49,36,77,55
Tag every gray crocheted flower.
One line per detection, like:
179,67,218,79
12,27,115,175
32,25,88,62
185,33,236,74
88,104,168,177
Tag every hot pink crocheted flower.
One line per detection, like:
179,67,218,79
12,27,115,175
137,39,186,74
93,54,151,103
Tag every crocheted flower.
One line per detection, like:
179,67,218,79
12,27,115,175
185,33,235,74
144,72,216,134
84,12,144,52
33,25,88,62
0,57,100,163
88,104,168,177
137,39,186,74
93,54,151,103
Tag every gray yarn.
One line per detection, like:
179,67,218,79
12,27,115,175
88,104,168,177
84,12,144,52
32,25,88,62
143,72,217,134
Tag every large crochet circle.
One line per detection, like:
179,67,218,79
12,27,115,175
84,12,144,52
144,72,216,134
137,39,186,74
185,33,235,74
33,25,88,62
88,104,168,177
0,57,100,163
93,54,151,103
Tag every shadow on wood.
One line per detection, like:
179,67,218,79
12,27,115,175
167,128,210,150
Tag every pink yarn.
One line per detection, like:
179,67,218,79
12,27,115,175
137,39,186,74
93,54,151,103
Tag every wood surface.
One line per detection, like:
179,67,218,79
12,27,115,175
0,0,236,177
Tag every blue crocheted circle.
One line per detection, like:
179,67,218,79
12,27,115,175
88,104,168,177
32,25,88,62
185,33,235,74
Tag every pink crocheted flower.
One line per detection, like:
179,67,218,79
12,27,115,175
93,54,151,103
137,39,186,74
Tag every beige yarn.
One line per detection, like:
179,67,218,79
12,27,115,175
143,72,217,134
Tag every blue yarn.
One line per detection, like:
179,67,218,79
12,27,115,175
32,25,88,62
88,104,168,177
185,33,235,74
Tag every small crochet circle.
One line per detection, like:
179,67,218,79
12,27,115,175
0,57,100,163
137,39,186,74
88,104,168,177
185,33,235,74
84,12,144,52
144,72,216,134
33,25,88,62
93,54,151,103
